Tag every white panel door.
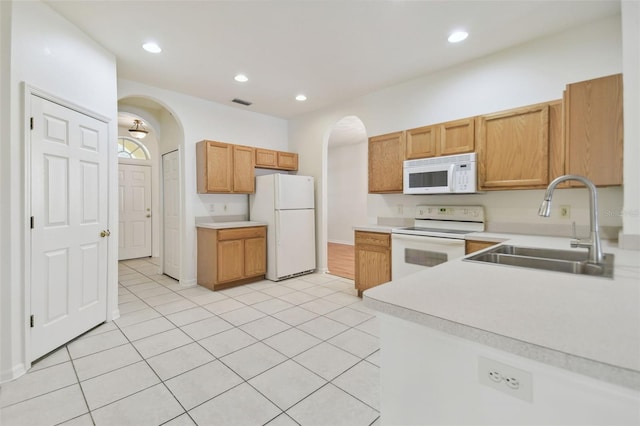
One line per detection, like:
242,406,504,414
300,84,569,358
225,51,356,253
118,164,151,260
30,95,108,361
275,209,316,278
163,151,180,280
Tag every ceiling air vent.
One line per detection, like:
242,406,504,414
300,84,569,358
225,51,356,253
232,98,252,106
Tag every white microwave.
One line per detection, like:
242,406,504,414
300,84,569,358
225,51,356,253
403,153,477,194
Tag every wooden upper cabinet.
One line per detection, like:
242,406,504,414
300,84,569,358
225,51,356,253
196,140,255,194
564,73,623,186
477,102,552,190
197,141,233,193
439,118,475,155
276,151,298,170
232,145,255,193
406,125,438,159
368,131,405,193
255,148,298,171
406,118,474,160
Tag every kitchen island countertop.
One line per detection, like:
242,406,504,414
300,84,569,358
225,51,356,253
196,221,267,229
364,232,640,390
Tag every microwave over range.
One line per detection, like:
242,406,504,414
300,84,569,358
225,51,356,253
403,152,477,195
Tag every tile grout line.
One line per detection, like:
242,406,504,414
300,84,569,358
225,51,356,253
131,262,378,421
64,346,97,426
113,259,380,424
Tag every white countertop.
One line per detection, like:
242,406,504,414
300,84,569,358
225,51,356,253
364,232,640,390
352,224,396,233
196,221,267,229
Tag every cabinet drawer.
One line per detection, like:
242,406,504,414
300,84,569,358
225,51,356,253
218,226,266,241
355,231,390,247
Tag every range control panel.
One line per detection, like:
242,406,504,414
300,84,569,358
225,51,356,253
415,205,485,222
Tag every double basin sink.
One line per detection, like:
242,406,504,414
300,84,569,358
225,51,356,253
464,245,614,278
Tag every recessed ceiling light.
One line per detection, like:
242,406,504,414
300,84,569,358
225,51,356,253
234,74,249,83
295,94,307,102
448,31,469,43
142,42,162,53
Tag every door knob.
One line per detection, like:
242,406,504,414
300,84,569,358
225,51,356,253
100,230,107,238
146,214,151,218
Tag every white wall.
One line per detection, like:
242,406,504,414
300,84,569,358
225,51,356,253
621,1,640,246
117,79,288,286
328,142,368,245
0,0,118,382
288,15,630,271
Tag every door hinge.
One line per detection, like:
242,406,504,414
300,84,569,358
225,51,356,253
30,216,34,229
30,117,34,130
30,315,34,328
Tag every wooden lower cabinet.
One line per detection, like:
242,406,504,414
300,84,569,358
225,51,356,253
197,226,266,290
465,240,498,255
355,231,391,296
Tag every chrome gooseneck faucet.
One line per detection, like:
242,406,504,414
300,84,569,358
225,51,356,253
538,174,603,264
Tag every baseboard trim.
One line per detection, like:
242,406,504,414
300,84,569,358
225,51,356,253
0,363,27,384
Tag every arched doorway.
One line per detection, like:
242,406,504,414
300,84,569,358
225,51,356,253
325,116,368,280
118,96,182,280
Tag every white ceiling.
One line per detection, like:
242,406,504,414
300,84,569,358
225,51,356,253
44,0,620,119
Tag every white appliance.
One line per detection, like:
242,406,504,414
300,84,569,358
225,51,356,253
403,153,477,194
391,205,484,280
250,174,316,281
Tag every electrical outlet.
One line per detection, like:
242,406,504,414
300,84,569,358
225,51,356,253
397,204,403,215
478,356,533,402
560,205,571,218
209,204,215,213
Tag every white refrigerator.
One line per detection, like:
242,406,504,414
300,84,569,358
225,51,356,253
249,174,316,281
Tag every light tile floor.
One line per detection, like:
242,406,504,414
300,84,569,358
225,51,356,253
1,258,381,426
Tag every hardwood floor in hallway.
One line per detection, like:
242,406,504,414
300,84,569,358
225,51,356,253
328,243,355,280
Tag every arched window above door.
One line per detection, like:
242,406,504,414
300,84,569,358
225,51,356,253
118,137,150,160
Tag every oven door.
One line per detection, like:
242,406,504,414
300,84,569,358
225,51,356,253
391,234,465,280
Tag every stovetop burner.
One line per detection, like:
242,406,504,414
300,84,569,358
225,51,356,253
391,205,486,238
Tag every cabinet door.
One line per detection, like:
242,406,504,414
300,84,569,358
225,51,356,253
439,118,475,155
368,131,405,193
244,236,266,277
565,74,623,186
217,239,244,283
198,141,233,193
406,125,438,159
477,104,550,189
255,148,277,168
355,245,391,292
277,152,298,170
233,145,255,193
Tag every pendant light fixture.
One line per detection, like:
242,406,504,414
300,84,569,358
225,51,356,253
128,119,149,139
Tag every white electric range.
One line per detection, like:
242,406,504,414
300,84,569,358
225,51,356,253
391,205,485,280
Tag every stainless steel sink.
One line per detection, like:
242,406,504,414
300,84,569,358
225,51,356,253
464,245,614,278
